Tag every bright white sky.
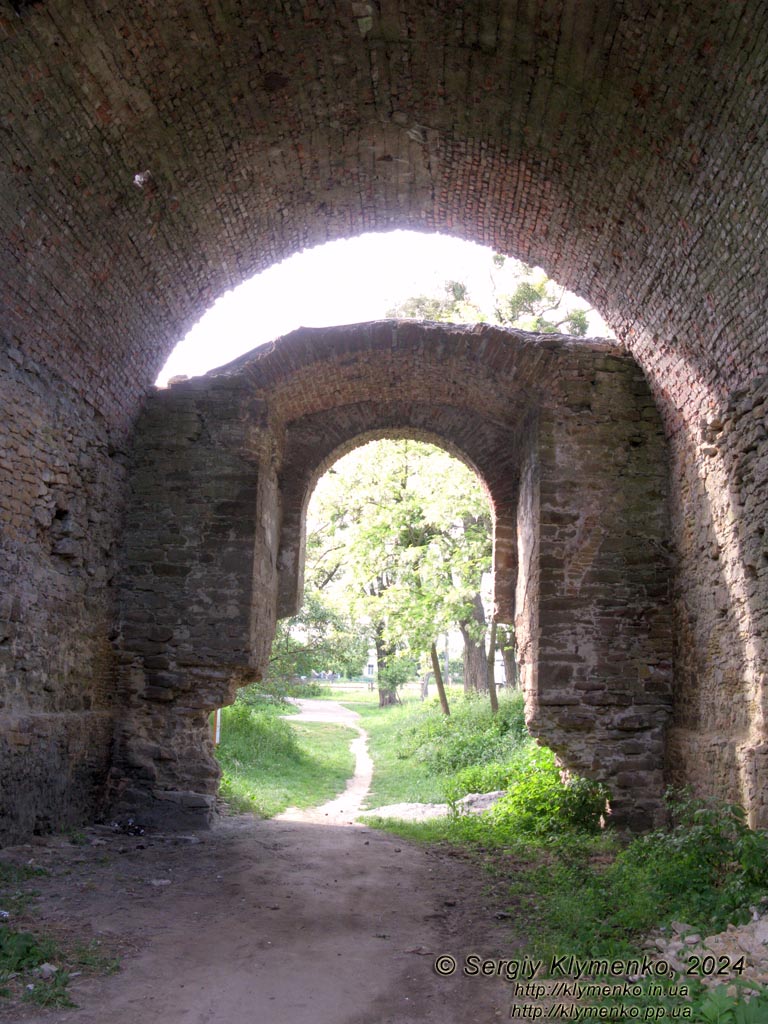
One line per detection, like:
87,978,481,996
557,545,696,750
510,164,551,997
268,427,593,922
156,230,612,386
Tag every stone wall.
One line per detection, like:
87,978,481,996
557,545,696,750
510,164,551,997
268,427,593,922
666,375,768,826
0,341,119,840
526,350,673,829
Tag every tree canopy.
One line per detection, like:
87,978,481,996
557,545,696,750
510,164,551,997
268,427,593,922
388,255,590,336
269,439,494,705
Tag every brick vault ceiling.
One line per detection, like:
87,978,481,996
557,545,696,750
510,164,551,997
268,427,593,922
1,1,766,427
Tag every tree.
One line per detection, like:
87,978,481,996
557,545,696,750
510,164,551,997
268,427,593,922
387,280,482,323
306,440,493,707
388,253,591,337
266,590,368,684
493,260,589,336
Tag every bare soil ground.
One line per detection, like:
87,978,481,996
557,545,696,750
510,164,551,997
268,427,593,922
1,700,521,1023
1,817,517,1024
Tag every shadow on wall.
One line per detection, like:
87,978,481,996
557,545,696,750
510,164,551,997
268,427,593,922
666,376,768,826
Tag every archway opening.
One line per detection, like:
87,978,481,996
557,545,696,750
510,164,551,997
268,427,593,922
283,436,500,704
155,231,612,387
215,434,528,820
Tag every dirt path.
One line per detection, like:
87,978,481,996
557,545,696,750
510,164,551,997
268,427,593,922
1,703,518,1023
275,698,374,826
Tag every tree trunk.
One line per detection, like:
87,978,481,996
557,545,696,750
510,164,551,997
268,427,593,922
487,620,499,713
430,642,450,716
461,627,488,692
460,592,488,692
499,625,518,689
420,671,430,700
374,623,399,707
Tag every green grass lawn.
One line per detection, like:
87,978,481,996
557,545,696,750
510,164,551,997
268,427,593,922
346,696,450,806
216,701,356,817
341,687,533,809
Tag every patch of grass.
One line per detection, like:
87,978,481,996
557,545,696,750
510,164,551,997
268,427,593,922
0,861,120,1012
0,929,58,973
0,928,76,1009
69,940,121,975
216,700,356,816
22,970,77,1009
350,698,450,806
394,689,530,775
350,690,533,808
0,864,48,886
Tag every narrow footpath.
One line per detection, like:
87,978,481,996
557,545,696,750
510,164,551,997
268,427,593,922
276,697,374,826
2,700,516,1024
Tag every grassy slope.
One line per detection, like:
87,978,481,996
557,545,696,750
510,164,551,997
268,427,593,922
216,701,356,817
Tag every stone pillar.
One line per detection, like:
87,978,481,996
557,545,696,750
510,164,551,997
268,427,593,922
109,377,279,828
519,350,673,829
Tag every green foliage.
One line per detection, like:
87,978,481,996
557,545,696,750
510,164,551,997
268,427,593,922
388,255,592,336
22,971,76,1009
446,759,522,798
616,792,768,932
494,264,589,335
501,793,768,964
386,280,483,323
484,747,609,836
216,700,356,817
395,691,529,775
691,982,768,1023
565,307,589,335
589,975,768,1024
378,658,415,691
267,590,368,684
308,440,492,674
0,863,47,886
0,870,118,1012
351,696,459,805
0,930,57,973
0,863,46,918
234,677,326,709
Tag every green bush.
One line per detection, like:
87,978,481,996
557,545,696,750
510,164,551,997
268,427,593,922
616,792,768,931
233,678,326,708
446,759,522,799
485,747,608,836
507,792,768,963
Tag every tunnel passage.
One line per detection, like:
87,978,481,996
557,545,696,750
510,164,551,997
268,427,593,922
2,1,768,842
109,321,672,831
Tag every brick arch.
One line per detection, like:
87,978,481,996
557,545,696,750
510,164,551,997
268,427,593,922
108,323,673,831
2,2,768,840
2,2,765,410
